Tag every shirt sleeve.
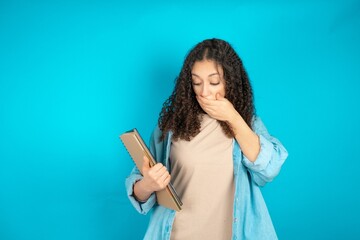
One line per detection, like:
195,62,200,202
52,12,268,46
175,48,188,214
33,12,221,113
241,116,288,187
125,165,156,215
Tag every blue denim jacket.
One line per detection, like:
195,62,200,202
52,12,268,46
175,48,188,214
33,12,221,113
125,116,288,240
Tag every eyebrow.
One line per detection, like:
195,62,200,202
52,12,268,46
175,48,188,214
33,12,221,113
191,73,219,77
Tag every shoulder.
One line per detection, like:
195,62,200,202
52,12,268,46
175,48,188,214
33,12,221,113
149,125,173,165
151,125,162,140
150,125,172,147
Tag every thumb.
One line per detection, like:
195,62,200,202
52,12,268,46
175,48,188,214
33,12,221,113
142,155,151,173
216,93,223,100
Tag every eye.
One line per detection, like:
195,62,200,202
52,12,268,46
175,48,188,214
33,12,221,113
192,82,201,86
210,82,220,86
209,76,220,85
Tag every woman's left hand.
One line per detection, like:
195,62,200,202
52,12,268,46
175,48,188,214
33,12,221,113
196,93,238,122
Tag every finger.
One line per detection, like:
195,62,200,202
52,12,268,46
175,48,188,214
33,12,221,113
197,95,211,104
202,98,218,107
148,166,167,181
158,173,171,188
157,169,170,182
196,97,213,109
153,165,168,178
142,156,151,172
162,174,171,186
151,163,165,172
216,93,222,100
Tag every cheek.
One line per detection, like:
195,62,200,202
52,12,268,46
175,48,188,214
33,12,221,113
220,88,226,97
192,87,201,96
216,85,226,97
215,88,224,95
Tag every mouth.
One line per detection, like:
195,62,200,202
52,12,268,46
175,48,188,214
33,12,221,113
196,95,215,100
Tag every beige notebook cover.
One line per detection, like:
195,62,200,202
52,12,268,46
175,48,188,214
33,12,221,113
120,128,182,211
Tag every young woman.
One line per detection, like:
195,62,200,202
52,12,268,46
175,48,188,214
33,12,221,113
125,38,288,240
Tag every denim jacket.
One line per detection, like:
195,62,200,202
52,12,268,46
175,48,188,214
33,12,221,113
125,116,288,240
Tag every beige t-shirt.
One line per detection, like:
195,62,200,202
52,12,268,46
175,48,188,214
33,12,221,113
170,114,235,240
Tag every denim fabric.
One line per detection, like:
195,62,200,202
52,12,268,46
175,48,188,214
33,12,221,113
125,116,288,240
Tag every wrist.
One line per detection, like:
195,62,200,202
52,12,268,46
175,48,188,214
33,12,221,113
227,111,242,129
134,179,153,202
138,178,154,195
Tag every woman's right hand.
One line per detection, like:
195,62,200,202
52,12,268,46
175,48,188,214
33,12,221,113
133,156,171,202
141,156,171,192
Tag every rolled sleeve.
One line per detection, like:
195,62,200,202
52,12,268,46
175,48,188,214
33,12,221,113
242,134,274,172
125,167,156,215
241,116,288,187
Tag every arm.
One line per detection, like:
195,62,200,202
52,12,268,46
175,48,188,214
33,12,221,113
227,112,288,186
125,165,156,215
239,116,288,186
133,156,171,201
228,111,260,162
196,94,261,161
196,94,288,186
124,126,171,214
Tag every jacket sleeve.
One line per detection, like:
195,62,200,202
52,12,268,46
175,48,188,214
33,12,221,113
124,129,159,215
241,116,288,187
125,165,156,215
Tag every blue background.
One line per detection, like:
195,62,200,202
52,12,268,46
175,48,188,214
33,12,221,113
1,0,360,239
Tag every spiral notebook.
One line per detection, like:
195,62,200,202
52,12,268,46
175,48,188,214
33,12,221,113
120,128,182,211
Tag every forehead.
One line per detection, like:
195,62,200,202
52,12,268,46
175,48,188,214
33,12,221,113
191,59,223,76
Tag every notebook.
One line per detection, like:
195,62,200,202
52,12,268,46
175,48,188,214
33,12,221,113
120,128,182,211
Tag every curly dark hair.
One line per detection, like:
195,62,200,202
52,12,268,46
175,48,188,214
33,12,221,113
159,38,255,141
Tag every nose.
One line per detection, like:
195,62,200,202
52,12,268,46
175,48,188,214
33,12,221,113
200,84,210,97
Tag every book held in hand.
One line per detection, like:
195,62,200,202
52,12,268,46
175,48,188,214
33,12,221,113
120,128,182,211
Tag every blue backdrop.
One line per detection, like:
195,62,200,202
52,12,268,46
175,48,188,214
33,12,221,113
1,0,360,239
